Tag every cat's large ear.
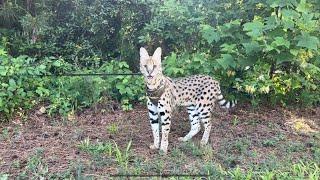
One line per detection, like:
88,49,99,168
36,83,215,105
152,47,162,63
140,47,149,62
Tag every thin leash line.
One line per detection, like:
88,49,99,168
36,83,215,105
44,73,143,76
0,73,143,77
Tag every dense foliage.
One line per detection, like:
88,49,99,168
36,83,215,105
0,0,319,119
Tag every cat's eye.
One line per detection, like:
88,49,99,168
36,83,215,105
144,65,157,74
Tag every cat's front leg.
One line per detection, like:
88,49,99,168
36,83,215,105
158,100,172,154
147,100,160,149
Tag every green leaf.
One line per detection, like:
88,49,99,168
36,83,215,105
0,66,7,76
267,0,297,8
0,48,7,56
0,98,3,108
9,79,16,87
38,64,46,72
296,13,317,32
220,43,237,53
275,52,294,65
296,0,310,13
265,44,275,52
271,37,290,48
243,20,264,38
264,16,279,30
242,41,261,54
116,83,125,91
282,9,300,20
238,56,258,68
216,54,236,69
290,49,299,56
296,32,319,50
200,25,220,43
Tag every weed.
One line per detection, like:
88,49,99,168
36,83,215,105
232,116,239,126
48,160,93,179
12,160,20,169
260,171,275,180
290,161,320,179
152,156,165,174
78,138,113,156
78,137,90,148
228,166,253,180
259,153,283,171
18,148,49,179
286,141,305,153
130,156,145,175
1,128,9,140
113,140,132,171
78,138,133,173
0,174,8,180
262,138,278,147
180,141,202,157
200,161,227,178
248,150,258,158
168,147,188,173
106,123,119,134
233,138,251,154
247,119,260,126
200,145,214,162
311,147,320,163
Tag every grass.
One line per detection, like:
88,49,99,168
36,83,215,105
17,148,49,179
78,137,113,156
113,140,132,171
106,123,119,134
261,138,279,147
77,138,133,173
0,174,9,180
1,128,9,140
1,106,319,178
5,138,320,179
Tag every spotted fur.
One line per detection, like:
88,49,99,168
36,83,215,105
140,47,236,154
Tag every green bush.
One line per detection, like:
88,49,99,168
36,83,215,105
0,42,144,119
161,0,320,106
47,60,145,114
99,60,145,110
0,48,50,119
0,0,320,120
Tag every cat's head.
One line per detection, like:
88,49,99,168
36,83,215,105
139,47,163,84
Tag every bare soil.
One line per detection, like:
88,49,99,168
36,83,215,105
0,103,319,177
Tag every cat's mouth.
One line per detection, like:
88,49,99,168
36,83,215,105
147,75,153,80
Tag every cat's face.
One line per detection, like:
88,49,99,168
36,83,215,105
139,47,163,86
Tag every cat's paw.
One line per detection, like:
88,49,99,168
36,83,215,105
178,137,188,142
200,140,208,147
149,144,159,150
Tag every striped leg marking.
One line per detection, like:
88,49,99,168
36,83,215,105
199,107,212,146
178,106,200,142
148,101,160,150
158,105,171,154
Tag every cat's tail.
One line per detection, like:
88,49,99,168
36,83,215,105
216,93,237,109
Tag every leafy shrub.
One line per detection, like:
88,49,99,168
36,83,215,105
162,0,320,106
99,60,145,110
46,60,144,115
0,48,50,119
46,76,105,116
0,41,144,118
1,0,153,68
1,0,320,120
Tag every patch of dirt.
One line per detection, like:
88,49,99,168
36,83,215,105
0,104,319,177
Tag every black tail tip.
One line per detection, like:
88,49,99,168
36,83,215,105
221,100,237,109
